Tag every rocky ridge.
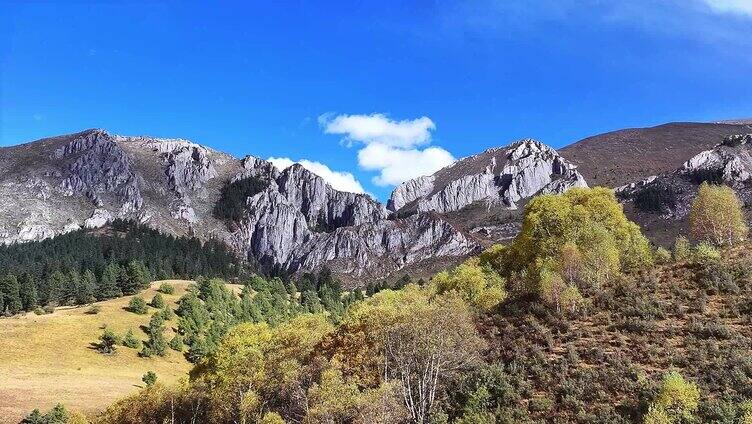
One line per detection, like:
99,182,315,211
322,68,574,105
617,133,752,220
388,139,587,214
0,130,588,283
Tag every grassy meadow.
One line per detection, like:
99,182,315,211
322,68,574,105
0,280,196,423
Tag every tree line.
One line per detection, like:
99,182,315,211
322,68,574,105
0,220,245,315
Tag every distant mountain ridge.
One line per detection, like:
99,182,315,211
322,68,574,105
0,130,586,284
3,121,750,283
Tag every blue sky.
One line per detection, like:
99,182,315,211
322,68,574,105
2,1,752,200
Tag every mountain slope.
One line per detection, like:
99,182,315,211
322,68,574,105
560,122,752,188
617,133,752,245
0,131,590,284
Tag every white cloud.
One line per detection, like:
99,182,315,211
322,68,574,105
358,143,455,186
267,157,366,194
321,113,435,148
701,0,752,16
320,113,455,186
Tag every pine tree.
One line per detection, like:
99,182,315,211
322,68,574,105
151,292,165,309
116,264,131,295
44,271,66,306
145,313,167,356
98,263,123,300
76,270,97,305
124,260,149,294
18,273,38,311
98,327,119,354
122,328,141,349
61,269,80,305
0,274,22,315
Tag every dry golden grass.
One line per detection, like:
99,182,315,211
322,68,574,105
0,280,195,423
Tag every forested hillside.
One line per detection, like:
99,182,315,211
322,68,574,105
0,220,244,316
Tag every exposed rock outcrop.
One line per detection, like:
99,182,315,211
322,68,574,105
618,134,752,219
0,129,588,284
389,139,587,214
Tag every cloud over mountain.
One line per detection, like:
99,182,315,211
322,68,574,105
320,113,455,186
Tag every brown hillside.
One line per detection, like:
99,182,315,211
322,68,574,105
560,122,752,188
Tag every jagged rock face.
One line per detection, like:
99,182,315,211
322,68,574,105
288,213,478,280
229,163,394,274
56,129,143,214
0,129,240,247
618,134,752,219
0,129,587,284
276,165,388,228
389,139,587,214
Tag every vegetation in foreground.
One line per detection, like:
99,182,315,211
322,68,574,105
15,185,752,424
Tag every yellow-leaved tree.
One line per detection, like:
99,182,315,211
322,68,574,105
481,187,653,304
689,183,748,247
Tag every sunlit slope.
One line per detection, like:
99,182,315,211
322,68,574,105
0,280,194,423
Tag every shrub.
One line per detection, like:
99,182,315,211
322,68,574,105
160,305,174,321
142,371,157,388
33,306,46,315
538,270,566,312
560,285,585,316
122,328,141,349
98,328,119,354
128,296,148,314
643,404,672,424
158,283,175,294
689,183,748,246
693,242,721,264
649,370,700,423
259,412,285,424
85,305,101,315
151,293,165,309
654,247,672,265
673,236,691,262
431,259,507,310
169,334,184,351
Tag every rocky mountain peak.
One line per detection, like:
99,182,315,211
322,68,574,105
388,138,587,214
0,129,589,284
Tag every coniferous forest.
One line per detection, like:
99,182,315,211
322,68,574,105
0,220,244,315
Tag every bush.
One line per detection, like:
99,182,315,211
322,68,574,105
654,247,672,265
128,296,148,314
142,371,157,388
645,370,700,423
33,306,46,315
160,305,174,321
122,328,141,349
151,293,165,309
693,243,721,264
85,305,101,315
431,259,507,310
673,236,691,262
690,183,748,246
169,334,184,351
158,283,175,294
98,328,119,354
698,263,738,294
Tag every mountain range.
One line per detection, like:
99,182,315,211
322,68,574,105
2,121,750,285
